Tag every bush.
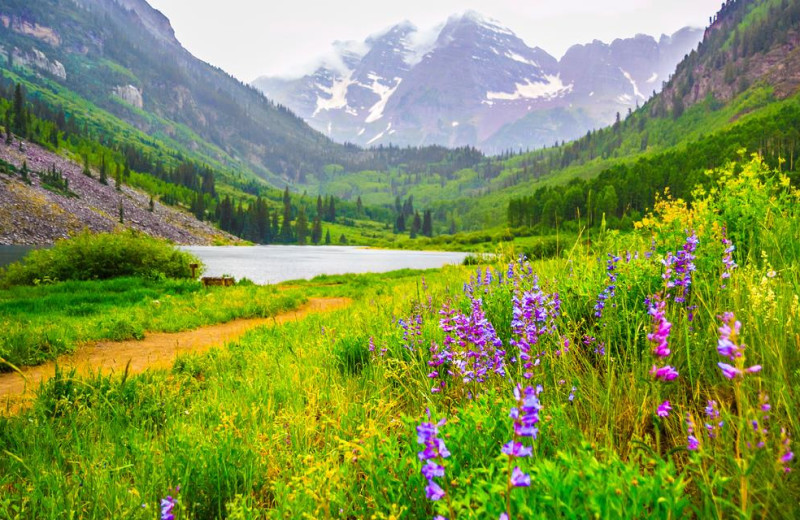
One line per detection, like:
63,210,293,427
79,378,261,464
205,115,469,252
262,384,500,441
0,231,202,287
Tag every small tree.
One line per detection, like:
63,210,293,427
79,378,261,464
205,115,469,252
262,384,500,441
295,207,308,245
148,196,155,213
115,163,122,191
118,202,124,224
325,229,331,245
82,155,92,178
99,155,108,185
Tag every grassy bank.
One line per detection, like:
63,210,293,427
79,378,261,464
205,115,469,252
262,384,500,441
0,157,798,518
0,276,306,369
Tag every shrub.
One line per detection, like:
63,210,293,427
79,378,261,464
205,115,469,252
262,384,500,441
0,231,202,287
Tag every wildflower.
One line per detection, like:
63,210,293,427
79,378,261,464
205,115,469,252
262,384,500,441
502,441,532,458
704,400,724,438
510,283,561,379
657,401,672,418
160,496,176,520
417,412,450,502
509,466,531,487
716,313,761,379
425,480,445,501
568,386,576,402
510,385,543,439
594,254,621,319
650,365,679,382
647,296,672,358
668,231,698,304
720,227,738,287
687,413,700,450
779,428,793,473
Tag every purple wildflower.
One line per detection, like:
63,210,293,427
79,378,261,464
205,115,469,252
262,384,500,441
510,385,543,439
686,413,701,451
510,466,531,487
650,365,679,382
417,412,450,502
657,401,672,418
780,428,793,473
716,313,761,379
704,400,724,438
502,441,533,458
665,231,698,303
509,284,561,379
688,435,700,451
647,296,672,358
594,254,621,319
160,496,176,520
720,227,738,289
568,386,576,402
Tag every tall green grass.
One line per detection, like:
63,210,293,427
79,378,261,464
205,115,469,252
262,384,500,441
0,157,797,518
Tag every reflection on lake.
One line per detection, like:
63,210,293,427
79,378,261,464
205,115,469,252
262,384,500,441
181,245,471,285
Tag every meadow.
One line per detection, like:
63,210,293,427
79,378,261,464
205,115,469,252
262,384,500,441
0,156,798,518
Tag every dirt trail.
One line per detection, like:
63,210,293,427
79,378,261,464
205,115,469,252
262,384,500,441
0,296,351,413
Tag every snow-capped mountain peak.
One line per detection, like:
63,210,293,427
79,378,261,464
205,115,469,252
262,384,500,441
252,15,703,153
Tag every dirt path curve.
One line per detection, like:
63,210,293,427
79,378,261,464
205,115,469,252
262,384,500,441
0,296,351,413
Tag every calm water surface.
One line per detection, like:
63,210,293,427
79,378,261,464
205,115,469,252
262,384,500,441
182,245,471,285
0,246,36,268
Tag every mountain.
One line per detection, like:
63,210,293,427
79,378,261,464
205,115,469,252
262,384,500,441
253,12,703,154
0,135,234,245
0,0,362,185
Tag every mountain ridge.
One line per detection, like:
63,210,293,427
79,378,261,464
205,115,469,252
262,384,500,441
253,13,703,153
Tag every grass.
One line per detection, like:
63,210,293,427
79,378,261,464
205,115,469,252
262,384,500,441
0,157,798,518
0,276,306,369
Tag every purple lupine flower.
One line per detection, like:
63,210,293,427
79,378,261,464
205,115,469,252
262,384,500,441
657,401,672,418
687,413,700,451
445,298,507,387
509,284,561,379
647,296,672,358
510,466,531,487
368,337,375,352
510,385,543,439
665,231,698,304
780,428,794,473
502,441,533,458
720,227,737,288
716,313,761,379
704,400,724,438
568,386,576,402
594,254,621,319
160,496,176,520
425,480,445,501
417,412,450,502
650,365,679,382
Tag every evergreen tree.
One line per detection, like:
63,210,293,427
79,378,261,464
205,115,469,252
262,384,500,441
316,195,323,218
12,84,26,137
339,233,348,245
82,155,91,177
149,195,155,213
118,202,124,224
356,196,363,217
311,217,323,245
5,109,12,145
99,155,108,185
422,210,433,237
115,163,122,191
193,192,205,220
327,197,336,222
280,188,293,242
396,213,406,233
20,161,28,183
325,229,331,245
410,211,422,239
295,207,308,245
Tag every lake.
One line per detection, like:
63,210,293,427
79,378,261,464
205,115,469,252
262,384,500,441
0,246,36,268
182,245,471,285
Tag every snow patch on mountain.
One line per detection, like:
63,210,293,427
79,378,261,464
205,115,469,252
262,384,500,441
620,68,646,100
313,72,355,116
365,76,402,123
487,75,572,101
506,51,538,67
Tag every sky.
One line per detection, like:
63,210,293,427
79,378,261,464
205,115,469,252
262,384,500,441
146,0,722,82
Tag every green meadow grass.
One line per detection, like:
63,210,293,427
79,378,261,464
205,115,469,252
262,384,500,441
0,157,798,518
0,276,305,369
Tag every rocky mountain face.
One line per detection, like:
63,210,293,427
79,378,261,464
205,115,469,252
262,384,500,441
0,0,356,184
0,136,235,245
254,12,703,154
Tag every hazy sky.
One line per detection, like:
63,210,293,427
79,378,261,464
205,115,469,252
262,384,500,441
146,0,721,82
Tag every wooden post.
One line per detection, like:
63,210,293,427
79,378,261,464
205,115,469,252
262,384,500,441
189,263,199,279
